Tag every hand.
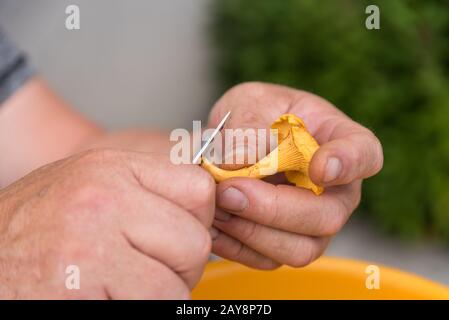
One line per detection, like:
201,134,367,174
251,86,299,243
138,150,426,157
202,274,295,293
207,82,383,269
0,149,215,299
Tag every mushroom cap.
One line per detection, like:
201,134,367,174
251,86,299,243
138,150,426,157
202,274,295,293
271,114,323,195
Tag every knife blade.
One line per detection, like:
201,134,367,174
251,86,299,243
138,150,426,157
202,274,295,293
192,111,231,165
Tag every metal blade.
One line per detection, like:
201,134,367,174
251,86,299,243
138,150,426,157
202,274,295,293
192,111,231,164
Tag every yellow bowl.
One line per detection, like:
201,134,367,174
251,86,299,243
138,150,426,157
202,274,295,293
192,256,449,300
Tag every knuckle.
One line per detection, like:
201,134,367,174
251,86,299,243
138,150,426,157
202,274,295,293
371,135,384,174
239,109,263,127
72,182,107,208
199,228,213,262
60,236,90,262
295,93,323,109
51,229,102,270
268,186,282,226
289,239,316,268
347,144,363,168
186,166,216,206
292,91,336,113
67,181,114,219
230,240,246,259
197,168,216,200
58,244,111,287
76,148,118,165
229,81,268,98
241,220,258,242
351,185,362,211
182,225,212,268
320,202,347,236
74,149,130,175
259,261,282,270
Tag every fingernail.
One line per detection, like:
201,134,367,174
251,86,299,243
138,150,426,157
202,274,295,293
209,227,219,240
218,187,249,212
324,157,342,182
215,209,232,222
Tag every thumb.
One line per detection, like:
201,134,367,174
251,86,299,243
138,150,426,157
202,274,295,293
309,130,384,187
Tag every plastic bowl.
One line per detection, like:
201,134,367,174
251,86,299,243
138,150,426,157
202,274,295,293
192,256,449,299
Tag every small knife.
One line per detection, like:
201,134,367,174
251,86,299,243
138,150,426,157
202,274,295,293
192,111,231,165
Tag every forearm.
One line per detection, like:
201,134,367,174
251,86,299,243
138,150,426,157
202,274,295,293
0,76,177,187
79,129,174,154
0,77,103,187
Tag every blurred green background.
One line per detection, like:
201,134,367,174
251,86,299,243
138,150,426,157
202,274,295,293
2,0,448,284
211,0,449,240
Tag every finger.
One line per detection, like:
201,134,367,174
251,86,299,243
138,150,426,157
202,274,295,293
214,216,330,268
120,189,212,289
128,152,216,227
210,226,281,270
211,111,272,171
106,243,190,299
209,83,384,186
309,118,383,186
208,83,294,170
208,82,297,129
216,177,361,237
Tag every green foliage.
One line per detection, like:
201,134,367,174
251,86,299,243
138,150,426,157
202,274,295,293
211,0,449,239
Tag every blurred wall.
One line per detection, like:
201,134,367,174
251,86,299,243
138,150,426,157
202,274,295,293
0,0,214,129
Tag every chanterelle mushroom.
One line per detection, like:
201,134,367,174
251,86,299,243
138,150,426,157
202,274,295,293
201,114,324,195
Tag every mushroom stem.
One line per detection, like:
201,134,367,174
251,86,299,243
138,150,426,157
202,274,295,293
201,132,303,182
200,114,324,195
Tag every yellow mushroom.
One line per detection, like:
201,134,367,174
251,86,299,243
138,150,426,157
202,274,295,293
201,114,324,195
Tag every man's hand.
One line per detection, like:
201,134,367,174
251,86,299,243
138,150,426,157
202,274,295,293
0,149,215,299
208,82,383,269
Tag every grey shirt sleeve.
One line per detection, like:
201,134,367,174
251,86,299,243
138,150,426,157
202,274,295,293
0,29,34,104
